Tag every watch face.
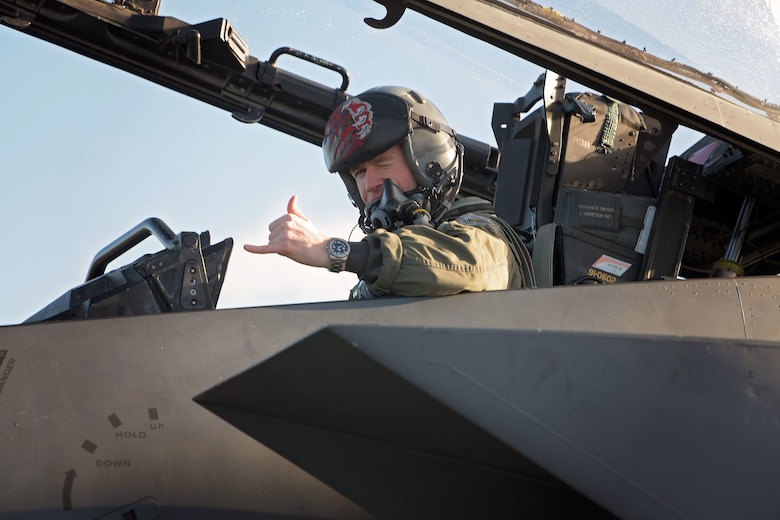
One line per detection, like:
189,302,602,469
329,239,350,258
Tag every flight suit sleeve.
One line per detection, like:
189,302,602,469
358,212,522,297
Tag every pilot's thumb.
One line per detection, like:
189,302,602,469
287,195,306,219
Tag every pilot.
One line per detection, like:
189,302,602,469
244,86,532,299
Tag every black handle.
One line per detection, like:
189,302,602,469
86,217,177,281
268,46,350,92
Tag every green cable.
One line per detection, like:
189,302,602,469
599,97,620,152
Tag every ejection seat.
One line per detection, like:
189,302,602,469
491,72,675,287
25,218,233,323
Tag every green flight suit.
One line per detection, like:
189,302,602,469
348,197,528,299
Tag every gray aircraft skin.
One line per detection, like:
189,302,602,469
1,1,780,519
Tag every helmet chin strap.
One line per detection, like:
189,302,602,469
364,179,433,231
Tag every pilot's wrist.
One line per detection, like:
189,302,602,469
345,240,368,274
325,238,351,272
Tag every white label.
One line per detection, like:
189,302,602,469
592,255,632,276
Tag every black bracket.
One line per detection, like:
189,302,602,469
669,158,717,203
113,0,161,16
544,71,567,176
365,0,407,29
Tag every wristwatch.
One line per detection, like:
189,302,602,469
326,237,351,273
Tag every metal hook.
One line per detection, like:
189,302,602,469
364,0,406,29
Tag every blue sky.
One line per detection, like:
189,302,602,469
0,0,774,325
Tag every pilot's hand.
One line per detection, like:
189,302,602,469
244,195,330,268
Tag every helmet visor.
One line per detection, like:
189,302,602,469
323,93,411,173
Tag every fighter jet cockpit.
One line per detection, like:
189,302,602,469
11,0,777,323
1,1,779,519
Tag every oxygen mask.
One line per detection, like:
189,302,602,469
364,179,432,231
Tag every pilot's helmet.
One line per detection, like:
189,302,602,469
322,86,463,230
